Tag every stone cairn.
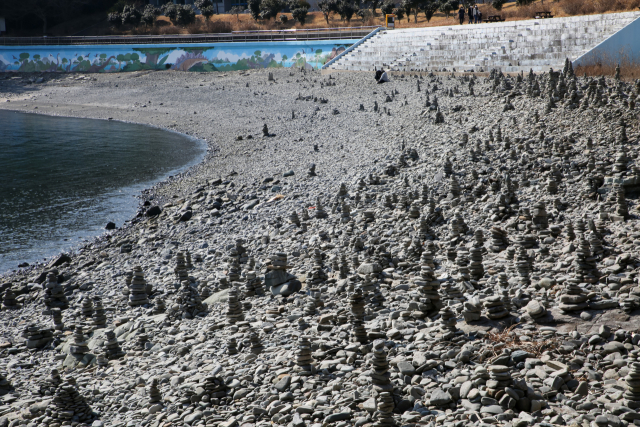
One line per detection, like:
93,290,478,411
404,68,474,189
613,184,629,219
308,249,328,287
532,201,549,230
371,339,394,427
51,308,64,331
92,297,107,329
153,298,166,315
243,270,259,297
438,307,458,339
339,254,349,279
374,392,396,427
469,246,484,280
135,328,150,351
415,262,440,313
103,329,124,360
462,297,482,322
175,252,189,283
624,361,640,408
226,286,244,324
69,324,90,356
484,295,509,320
227,337,238,355
2,288,20,310
169,280,206,319
38,369,62,396
525,299,547,320
45,380,94,424
44,272,68,313
295,336,314,375
304,293,317,316
341,201,352,223
248,329,264,354
489,227,509,252
81,297,93,318
0,371,12,394
514,246,531,286
24,323,54,349
128,266,149,306
202,374,229,403
558,276,588,312
315,199,328,219
185,250,194,268
371,339,393,393
148,377,162,406
199,281,212,300
96,352,109,368
486,364,513,402
289,211,301,227
350,288,368,343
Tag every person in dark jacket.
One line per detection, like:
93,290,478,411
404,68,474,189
458,6,465,25
467,5,473,23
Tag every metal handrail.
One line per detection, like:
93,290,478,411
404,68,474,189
0,26,378,46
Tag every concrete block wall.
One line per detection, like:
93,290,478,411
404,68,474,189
326,11,640,73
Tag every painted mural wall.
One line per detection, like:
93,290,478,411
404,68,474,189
0,40,355,73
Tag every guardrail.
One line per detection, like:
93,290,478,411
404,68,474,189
322,26,383,70
0,27,378,46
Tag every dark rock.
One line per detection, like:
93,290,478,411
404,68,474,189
48,254,71,268
146,206,162,216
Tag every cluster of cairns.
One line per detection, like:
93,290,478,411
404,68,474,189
5,68,640,427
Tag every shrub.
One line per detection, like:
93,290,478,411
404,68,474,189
247,0,262,20
175,4,197,26
380,0,395,16
195,0,216,19
260,0,286,20
108,12,122,28
439,0,457,17
291,6,309,24
121,5,142,26
161,3,178,21
423,0,438,21
337,0,356,22
491,0,506,11
229,5,245,20
141,5,161,27
318,0,338,23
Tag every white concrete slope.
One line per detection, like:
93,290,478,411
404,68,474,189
326,11,640,73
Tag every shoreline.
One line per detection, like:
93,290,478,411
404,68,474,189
0,108,209,277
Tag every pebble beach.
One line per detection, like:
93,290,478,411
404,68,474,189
0,67,640,427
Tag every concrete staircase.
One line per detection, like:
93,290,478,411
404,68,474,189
326,11,640,73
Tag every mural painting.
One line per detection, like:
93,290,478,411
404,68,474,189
0,41,353,73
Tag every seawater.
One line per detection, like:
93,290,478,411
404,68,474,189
0,110,205,274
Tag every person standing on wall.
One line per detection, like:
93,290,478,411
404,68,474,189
458,5,465,25
467,4,473,24
473,5,479,23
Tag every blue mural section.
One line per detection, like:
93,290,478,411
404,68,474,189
0,40,356,73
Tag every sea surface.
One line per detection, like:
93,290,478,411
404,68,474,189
0,110,205,274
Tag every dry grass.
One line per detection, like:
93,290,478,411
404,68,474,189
575,51,640,80
485,323,560,359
